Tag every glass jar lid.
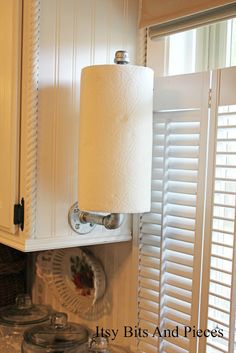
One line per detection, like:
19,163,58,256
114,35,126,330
23,312,88,350
0,294,51,326
89,336,109,352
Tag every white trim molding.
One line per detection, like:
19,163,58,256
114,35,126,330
20,0,41,239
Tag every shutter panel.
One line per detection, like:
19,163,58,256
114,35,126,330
200,67,236,353
138,72,209,353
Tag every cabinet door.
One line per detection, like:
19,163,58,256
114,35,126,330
0,0,22,234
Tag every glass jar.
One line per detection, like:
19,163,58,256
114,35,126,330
22,312,88,353
0,294,51,352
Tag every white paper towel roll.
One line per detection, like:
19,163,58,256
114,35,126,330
78,64,154,213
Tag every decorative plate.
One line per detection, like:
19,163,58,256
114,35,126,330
36,248,109,319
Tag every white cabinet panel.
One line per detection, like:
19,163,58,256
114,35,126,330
0,0,22,234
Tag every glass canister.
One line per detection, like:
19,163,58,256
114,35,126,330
0,294,51,352
22,312,89,353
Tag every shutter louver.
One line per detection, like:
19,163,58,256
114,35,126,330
199,68,236,353
138,73,209,353
201,106,236,353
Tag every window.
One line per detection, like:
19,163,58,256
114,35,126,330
137,20,236,353
147,18,236,76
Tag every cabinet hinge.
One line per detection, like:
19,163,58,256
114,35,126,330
14,198,24,231
208,88,212,108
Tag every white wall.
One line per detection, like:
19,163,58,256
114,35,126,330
32,0,139,350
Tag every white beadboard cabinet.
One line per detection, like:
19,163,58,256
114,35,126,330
0,0,139,252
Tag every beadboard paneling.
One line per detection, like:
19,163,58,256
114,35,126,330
35,0,138,242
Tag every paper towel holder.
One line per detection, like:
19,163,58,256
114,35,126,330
68,50,129,235
68,50,153,235
68,202,124,234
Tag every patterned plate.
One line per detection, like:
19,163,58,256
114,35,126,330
36,248,108,319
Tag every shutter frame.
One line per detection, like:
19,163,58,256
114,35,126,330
199,67,236,353
138,72,210,353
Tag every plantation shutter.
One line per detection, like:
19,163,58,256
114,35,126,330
138,72,210,353
199,66,236,353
